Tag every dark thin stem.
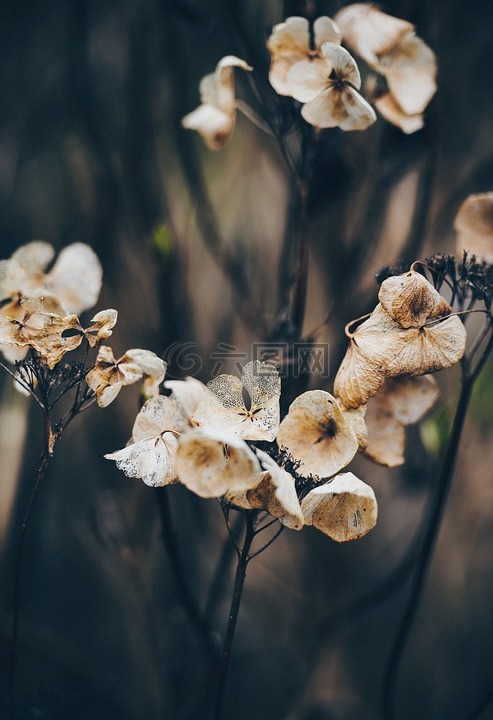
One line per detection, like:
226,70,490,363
249,523,284,559
154,490,218,665
9,412,54,709
213,511,256,720
382,369,474,720
0,360,45,411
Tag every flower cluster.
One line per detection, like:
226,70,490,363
106,361,378,542
181,4,437,147
0,241,166,408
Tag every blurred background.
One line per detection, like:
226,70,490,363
1,0,493,718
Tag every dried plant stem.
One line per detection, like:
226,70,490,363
213,511,256,720
291,182,309,336
9,412,54,710
154,490,218,666
382,368,475,720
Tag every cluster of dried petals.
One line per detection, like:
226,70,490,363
277,390,361,479
283,42,376,131
182,56,252,150
453,193,493,264
192,361,281,441
301,472,377,542
335,4,437,134
267,16,341,95
334,269,466,409
364,375,439,467
0,241,102,317
86,346,167,407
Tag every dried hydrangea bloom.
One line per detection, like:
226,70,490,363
366,79,424,134
86,346,167,407
267,15,341,96
335,4,436,122
227,449,304,530
277,390,359,479
164,377,207,420
27,313,87,368
364,375,439,467
175,427,262,498
301,472,378,541
182,56,252,151
105,396,187,487
192,361,281,442
0,241,102,316
454,193,493,263
378,269,451,329
339,402,368,451
286,42,376,130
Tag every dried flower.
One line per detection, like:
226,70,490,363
454,193,493,264
301,472,378,542
277,390,360,478
267,15,341,96
192,361,281,442
286,42,376,130
182,56,252,150
86,346,167,407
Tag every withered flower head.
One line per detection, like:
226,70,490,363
277,390,360,478
301,472,378,542
267,15,341,96
182,56,252,151
286,42,376,130
192,361,281,442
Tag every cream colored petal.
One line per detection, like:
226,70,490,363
241,361,280,440
378,269,451,328
182,104,235,151
93,344,116,365
84,309,118,347
321,42,361,88
277,390,358,479
267,16,310,57
164,377,207,420
12,241,55,273
95,382,124,408
385,315,467,377
378,35,437,115
334,4,414,66
374,92,424,134
28,313,83,368
301,85,376,130
340,402,368,450
286,60,330,103
175,428,262,498
301,472,377,541
364,375,438,466
215,55,252,112
193,373,243,422
132,395,188,442
454,193,493,263
46,243,103,315
125,349,167,384
105,433,178,487
0,259,25,301
313,16,342,49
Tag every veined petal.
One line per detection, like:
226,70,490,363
132,395,188,442
164,377,207,420
175,428,262,498
105,433,179,487
301,472,378,541
378,269,451,328
301,85,376,131
321,42,361,88
338,87,377,131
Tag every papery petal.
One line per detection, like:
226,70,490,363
267,16,310,58
340,402,368,450
454,193,493,263
301,85,376,130
84,309,118,347
378,269,451,328
215,55,252,112
335,4,414,66
182,104,235,151
46,243,103,315
277,390,358,478
125,349,167,384
321,42,361,88
313,16,342,48
105,433,179,487
25,313,83,368
96,383,124,408
378,35,437,116
175,428,262,498
301,472,378,541
132,395,188,443
286,60,330,103
164,377,207,420
12,241,55,274
373,92,424,134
